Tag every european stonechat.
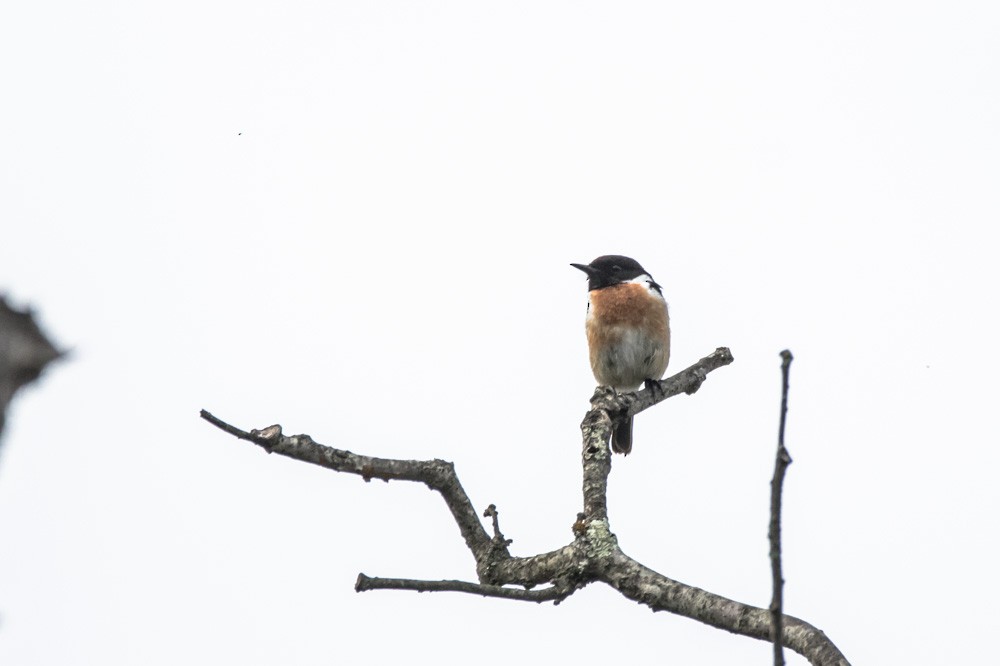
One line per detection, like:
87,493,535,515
571,255,670,454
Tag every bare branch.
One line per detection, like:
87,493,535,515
482,544,583,589
202,346,850,665
355,573,579,604
581,347,735,522
601,550,848,666
770,350,795,665
199,410,497,565
596,347,735,424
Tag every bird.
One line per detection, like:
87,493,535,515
571,255,670,455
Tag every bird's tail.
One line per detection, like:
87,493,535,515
612,416,633,455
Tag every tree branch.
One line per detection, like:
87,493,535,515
770,350,795,665
199,409,497,566
595,346,735,424
600,550,848,666
202,346,850,665
355,573,580,604
581,347,735,522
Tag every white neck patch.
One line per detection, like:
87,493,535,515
628,273,664,298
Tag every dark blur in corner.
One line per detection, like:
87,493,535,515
0,296,64,448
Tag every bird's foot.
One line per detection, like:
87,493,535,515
643,377,665,398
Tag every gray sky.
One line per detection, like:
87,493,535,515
2,2,998,664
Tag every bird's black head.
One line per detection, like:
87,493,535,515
570,255,658,291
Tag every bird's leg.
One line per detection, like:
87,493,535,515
643,377,665,398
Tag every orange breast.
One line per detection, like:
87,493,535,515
585,283,671,389
588,283,660,326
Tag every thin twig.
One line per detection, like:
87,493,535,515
770,350,795,666
355,574,576,603
483,504,512,548
200,409,275,445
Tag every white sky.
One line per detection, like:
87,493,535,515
2,2,998,664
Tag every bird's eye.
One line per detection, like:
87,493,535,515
612,265,622,272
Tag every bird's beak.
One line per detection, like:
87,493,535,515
570,262,599,278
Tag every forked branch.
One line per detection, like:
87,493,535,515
202,346,849,666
